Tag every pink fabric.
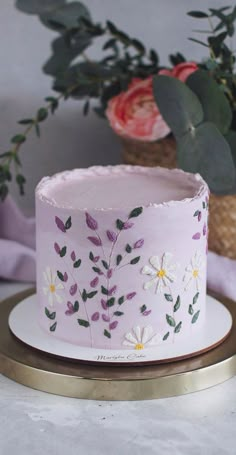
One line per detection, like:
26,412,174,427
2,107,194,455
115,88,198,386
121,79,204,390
0,196,35,282
0,197,236,302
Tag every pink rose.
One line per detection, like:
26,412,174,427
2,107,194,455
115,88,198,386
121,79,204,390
159,62,198,82
106,77,171,142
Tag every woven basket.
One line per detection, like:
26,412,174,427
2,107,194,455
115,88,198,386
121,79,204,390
121,136,236,259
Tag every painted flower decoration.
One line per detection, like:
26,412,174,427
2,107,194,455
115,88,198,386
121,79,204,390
183,251,205,291
142,252,178,293
123,326,161,350
43,267,64,307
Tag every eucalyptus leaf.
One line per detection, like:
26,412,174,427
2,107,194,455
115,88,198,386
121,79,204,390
40,1,91,30
16,0,65,15
43,37,91,76
177,122,236,193
187,70,232,134
153,75,204,137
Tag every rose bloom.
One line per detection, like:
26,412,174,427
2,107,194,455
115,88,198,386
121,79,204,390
106,62,198,142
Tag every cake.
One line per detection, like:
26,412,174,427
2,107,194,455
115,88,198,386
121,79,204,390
36,165,209,350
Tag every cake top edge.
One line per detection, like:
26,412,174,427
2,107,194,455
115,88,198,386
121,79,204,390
35,165,209,211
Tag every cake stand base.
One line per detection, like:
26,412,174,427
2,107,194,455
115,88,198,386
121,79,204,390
8,294,232,365
0,288,236,400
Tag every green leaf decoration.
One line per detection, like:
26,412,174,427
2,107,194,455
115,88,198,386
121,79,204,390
192,310,200,324
187,70,232,135
102,260,109,270
177,122,235,193
116,254,122,266
101,286,109,295
188,304,194,315
116,219,124,230
60,246,67,257
92,266,102,274
78,319,90,328
125,244,132,253
107,297,115,307
89,251,94,261
82,289,87,302
73,301,79,312
118,296,125,305
16,0,65,15
50,322,57,332
128,207,143,218
65,216,72,230
166,314,176,327
174,296,181,312
104,329,111,339
187,10,209,18
87,291,98,299
153,75,204,137
114,311,124,316
57,270,64,281
73,259,81,268
164,294,173,302
174,321,182,333
140,304,147,313
202,201,206,209
45,307,56,320
37,107,48,122
163,331,170,341
194,210,200,217
193,292,200,305
130,256,140,265
11,134,26,144
18,118,33,125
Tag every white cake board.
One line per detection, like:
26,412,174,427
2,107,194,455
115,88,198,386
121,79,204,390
8,294,232,365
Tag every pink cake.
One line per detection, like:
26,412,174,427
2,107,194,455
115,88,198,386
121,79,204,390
36,165,209,350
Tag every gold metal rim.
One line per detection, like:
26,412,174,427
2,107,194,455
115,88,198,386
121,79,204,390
0,288,236,400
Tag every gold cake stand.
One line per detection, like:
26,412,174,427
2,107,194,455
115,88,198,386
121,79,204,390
0,288,236,400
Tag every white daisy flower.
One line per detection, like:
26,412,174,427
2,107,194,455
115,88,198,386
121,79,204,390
183,251,205,291
123,326,161,350
43,266,64,307
142,252,178,293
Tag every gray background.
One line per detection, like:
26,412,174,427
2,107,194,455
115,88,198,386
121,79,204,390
0,0,227,214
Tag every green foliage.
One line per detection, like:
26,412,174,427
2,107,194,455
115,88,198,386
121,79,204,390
153,70,236,194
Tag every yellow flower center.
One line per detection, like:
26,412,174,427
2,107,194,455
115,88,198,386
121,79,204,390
157,268,166,278
135,343,144,350
193,269,199,278
49,284,56,293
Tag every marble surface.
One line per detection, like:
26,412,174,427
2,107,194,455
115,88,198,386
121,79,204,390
0,281,236,455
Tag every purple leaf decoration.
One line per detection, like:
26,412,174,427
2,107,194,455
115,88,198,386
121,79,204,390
102,314,110,322
87,236,102,246
133,239,144,249
67,301,74,311
63,272,68,282
55,216,66,233
192,232,201,240
93,255,100,263
143,310,152,316
123,221,134,230
85,212,98,230
109,321,118,330
108,285,117,296
107,269,113,279
71,251,76,261
90,276,99,288
198,211,202,222
126,292,136,300
101,299,107,310
54,242,61,254
91,312,100,322
70,283,77,296
65,310,74,316
203,223,207,236
106,230,117,242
